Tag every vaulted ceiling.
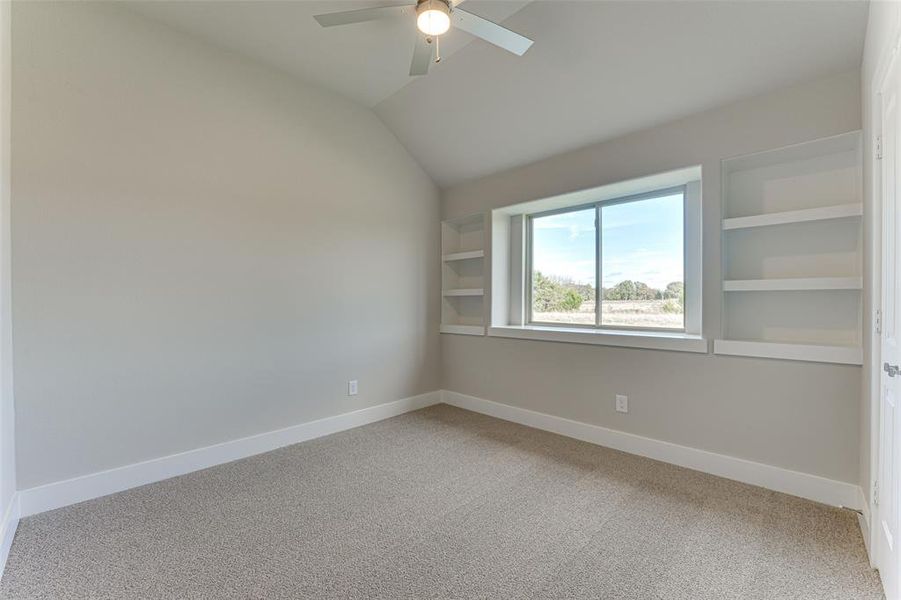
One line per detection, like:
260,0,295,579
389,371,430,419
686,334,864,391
131,1,869,188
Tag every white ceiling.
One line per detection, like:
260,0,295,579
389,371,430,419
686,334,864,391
129,1,529,107
130,1,868,188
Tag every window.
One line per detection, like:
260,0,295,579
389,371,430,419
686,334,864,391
489,167,702,351
528,187,686,332
600,191,684,329
530,207,597,326
487,166,708,353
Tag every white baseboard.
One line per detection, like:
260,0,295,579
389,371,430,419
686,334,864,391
0,492,19,580
858,485,873,565
442,390,862,509
12,388,862,523
18,391,441,518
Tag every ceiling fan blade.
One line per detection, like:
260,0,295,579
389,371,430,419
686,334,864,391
452,9,533,56
410,34,435,76
314,4,413,28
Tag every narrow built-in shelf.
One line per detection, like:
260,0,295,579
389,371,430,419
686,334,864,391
723,277,862,292
443,288,484,297
722,203,862,231
440,324,485,336
443,250,484,262
441,214,486,333
713,339,862,365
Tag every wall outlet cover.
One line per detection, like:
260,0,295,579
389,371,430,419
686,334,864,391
348,380,358,396
615,394,628,413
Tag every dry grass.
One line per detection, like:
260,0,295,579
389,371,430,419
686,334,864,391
533,300,683,329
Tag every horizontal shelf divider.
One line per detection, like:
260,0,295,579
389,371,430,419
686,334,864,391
722,131,861,173
722,277,862,292
722,203,862,231
442,288,484,297
444,214,485,228
442,250,484,262
439,324,485,336
713,339,862,365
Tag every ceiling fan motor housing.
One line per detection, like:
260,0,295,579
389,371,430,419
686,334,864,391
416,0,452,37
416,0,452,13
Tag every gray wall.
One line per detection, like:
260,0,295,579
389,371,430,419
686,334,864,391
12,2,440,489
0,0,14,518
442,70,863,484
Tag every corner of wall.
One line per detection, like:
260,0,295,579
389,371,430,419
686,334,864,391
0,0,16,527
0,0,17,579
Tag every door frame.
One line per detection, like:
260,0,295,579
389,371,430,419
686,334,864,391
870,21,901,574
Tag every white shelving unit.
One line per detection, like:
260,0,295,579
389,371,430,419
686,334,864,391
713,340,863,366
715,131,863,365
442,288,484,297
722,203,862,230
441,214,486,336
723,277,862,292
442,250,484,262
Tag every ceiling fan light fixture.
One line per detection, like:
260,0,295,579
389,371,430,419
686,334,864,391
314,0,534,77
416,0,451,36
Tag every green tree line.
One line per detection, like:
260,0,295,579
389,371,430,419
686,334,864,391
533,272,683,313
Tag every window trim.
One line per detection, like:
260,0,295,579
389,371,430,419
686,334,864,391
525,185,689,333
487,325,708,353
488,165,704,353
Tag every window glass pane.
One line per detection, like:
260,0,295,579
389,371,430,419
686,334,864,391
601,193,684,329
531,208,596,325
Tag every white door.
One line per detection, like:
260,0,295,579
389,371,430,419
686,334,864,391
879,46,901,600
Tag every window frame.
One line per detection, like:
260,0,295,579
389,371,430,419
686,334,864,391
525,185,688,333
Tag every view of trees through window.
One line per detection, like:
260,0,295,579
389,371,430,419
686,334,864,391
530,192,684,330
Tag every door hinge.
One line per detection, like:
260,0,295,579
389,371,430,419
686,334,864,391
877,135,883,160
875,480,880,507
877,308,883,335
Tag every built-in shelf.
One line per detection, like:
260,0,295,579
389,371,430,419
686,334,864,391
713,339,862,365
722,203,862,231
443,250,484,262
441,214,486,335
719,131,863,364
439,324,486,336
723,277,862,292
443,288,484,297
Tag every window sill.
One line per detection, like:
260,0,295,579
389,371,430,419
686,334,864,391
487,325,708,353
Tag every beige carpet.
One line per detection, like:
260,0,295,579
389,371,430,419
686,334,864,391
0,404,884,599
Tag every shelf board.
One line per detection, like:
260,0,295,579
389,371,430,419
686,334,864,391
723,277,862,292
443,288,484,297
440,324,485,336
723,131,861,173
713,339,862,365
722,203,862,231
443,250,484,262
444,213,484,228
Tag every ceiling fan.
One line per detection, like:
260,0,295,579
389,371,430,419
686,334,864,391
313,0,533,76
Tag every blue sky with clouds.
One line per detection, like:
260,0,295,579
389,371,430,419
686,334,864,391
531,193,683,290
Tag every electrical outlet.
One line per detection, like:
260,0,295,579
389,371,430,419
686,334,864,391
348,380,358,396
615,394,628,413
